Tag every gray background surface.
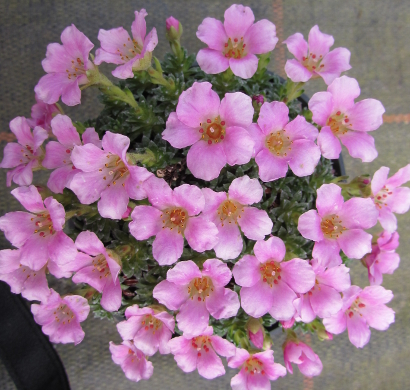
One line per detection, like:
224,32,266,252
1,1,409,389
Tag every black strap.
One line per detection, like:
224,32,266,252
0,281,70,390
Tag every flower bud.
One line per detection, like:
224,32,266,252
246,318,264,349
166,16,183,41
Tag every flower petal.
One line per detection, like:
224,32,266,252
288,139,321,177
219,92,253,129
238,207,272,240
298,210,324,241
240,280,274,317
229,55,259,79
338,229,372,259
152,228,184,266
317,126,342,159
245,19,278,54
129,206,162,240
162,112,201,148
196,17,228,50
232,254,261,287
228,175,263,205
196,48,230,75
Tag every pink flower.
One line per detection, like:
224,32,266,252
298,183,378,267
283,25,351,85
162,82,254,181
166,16,180,31
0,248,49,301
168,325,235,379
363,231,400,285
34,25,94,106
309,76,385,162
0,185,77,272
69,231,122,312
42,114,101,194
153,259,239,337
0,117,48,186
283,339,323,377
70,131,153,220
370,164,410,232
323,285,395,348
117,305,175,356
130,176,218,265
202,175,272,260
233,236,315,320
109,341,153,382
246,318,264,349
294,259,351,323
31,289,90,345
26,94,62,132
228,348,286,389
94,10,158,79
248,101,321,182
196,4,278,79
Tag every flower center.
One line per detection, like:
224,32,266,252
66,57,86,80
160,207,187,234
347,298,366,318
373,185,392,209
187,276,214,302
191,335,212,357
320,214,346,239
260,260,282,287
307,279,321,296
217,199,244,226
101,154,129,188
18,144,35,164
54,304,75,325
326,111,352,135
199,117,226,145
117,37,143,62
302,52,325,73
265,130,292,157
32,212,55,237
224,37,247,59
91,254,112,279
141,314,163,334
244,356,265,376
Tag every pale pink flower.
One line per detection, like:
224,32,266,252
130,176,218,265
323,285,395,348
70,131,153,220
283,25,351,85
35,25,94,106
166,16,180,31
294,259,351,323
233,236,315,320
26,94,62,132
202,175,272,260
196,4,278,79
298,183,378,267
153,259,239,337
248,101,320,182
94,10,158,79
0,185,77,272
162,82,254,181
117,305,175,356
42,114,101,194
370,164,410,232
283,339,323,377
31,289,90,345
309,76,384,162
109,341,153,382
0,117,48,186
0,248,49,301
168,326,235,379
363,231,400,285
228,348,286,389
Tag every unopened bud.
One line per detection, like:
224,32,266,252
166,16,183,41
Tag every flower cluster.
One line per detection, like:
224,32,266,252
1,3,407,389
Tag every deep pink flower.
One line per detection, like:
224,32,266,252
196,4,278,79
162,82,254,181
130,176,218,265
31,289,90,345
0,185,77,272
233,236,315,320
42,114,101,194
293,259,351,323
202,175,272,260
70,131,153,220
298,183,378,267
117,305,175,356
370,164,410,232
248,101,320,182
283,25,351,85
0,117,48,186
309,76,384,162
166,16,180,31
35,25,94,106
228,348,286,389
168,326,235,379
323,285,395,348
153,259,239,337
109,341,153,382
0,248,49,301
94,10,158,79
69,231,122,312
26,94,62,132
283,339,323,377
280,318,296,329
363,231,400,285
